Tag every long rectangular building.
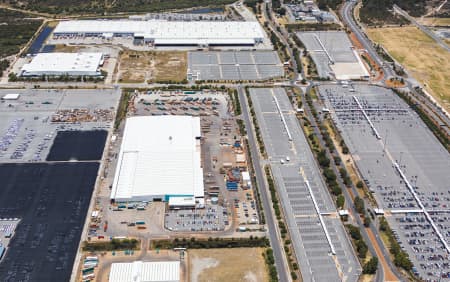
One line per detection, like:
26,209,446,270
20,52,103,77
53,20,265,47
110,116,204,202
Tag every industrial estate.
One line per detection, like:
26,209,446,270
0,0,449,282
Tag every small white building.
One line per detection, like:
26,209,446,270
1,94,20,100
109,261,180,282
20,52,103,77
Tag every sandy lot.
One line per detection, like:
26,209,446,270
367,26,450,111
189,248,268,282
118,51,187,83
417,17,450,26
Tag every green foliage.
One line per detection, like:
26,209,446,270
0,9,42,58
0,60,10,78
364,215,371,227
18,0,234,14
360,0,409,25
317,0,342,10
354,196,365,214
152,237,269,249
363,257,378,274
336,195,345,209
347,224,362,241
264,248,278,282
82,238,139,251
356,180,364,189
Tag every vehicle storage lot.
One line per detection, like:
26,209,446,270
0,162,99,281
318,83,450,281
249,88,360,282
188,51,284,81
0,89,119,162
296,31,367,79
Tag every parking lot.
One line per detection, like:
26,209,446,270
188,51,284,81
318,83,450,280
165,205,228,232
249,88,361,282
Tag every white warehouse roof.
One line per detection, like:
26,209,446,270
53,20,265,45
109,261,180,282
20,52,103,76
111,116,204,202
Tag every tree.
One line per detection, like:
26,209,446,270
364,215,371,227
336,195,345,209
354,196,365,214
363,257,378,274
356,180,364,189
356,239,368,259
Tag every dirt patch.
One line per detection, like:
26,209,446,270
118,51,187,83
417,17,450,26
189,248,268,282
367,26,450,111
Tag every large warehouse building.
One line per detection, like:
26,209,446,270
20,52,103,77
110,116,204,203
53,20,265,47
109,261,180,282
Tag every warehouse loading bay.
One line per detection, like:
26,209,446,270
90,89,264,241
249,88,361,282
317,83,450,281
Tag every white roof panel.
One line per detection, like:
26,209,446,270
109,261,180,282
20,52,102,76
53,20,265,41
111,116,204,201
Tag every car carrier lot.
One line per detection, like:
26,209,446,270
249,88,361,282
0,89,119,162
317,83,450,281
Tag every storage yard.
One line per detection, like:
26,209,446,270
0,89,119,162
317,83,450,281
249,88,361,281
296,31,369,80
88,89,261,242
187,51,284,81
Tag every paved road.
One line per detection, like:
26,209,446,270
237,85,290,282
393,4,450,53
341,1,394,79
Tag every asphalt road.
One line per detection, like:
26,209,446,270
341,1,394,79
237,85,290,282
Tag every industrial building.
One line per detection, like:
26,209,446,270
110,116,204,203
20,52,103,77
53,20,265,47
109,261,180,282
